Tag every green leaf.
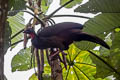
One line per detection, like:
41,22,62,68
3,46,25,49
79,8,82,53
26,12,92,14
109,32,120,79
11,47,32,72
99,34,112,57
75,13,120,50
41,0,53,13
29,73,38,80
60,0,82,8
7,12,25,45
74,41,96,50
83,14,120,35
63,45,111,79
90,51,113,79
63,44,97,80
75,0,120,13
29,73,51,80
9,0,26,10
29,64,51,80
77,3,120,78
115,28,120,32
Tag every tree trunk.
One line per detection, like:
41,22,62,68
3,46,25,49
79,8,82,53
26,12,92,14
51,59,63,80
0,0,9,80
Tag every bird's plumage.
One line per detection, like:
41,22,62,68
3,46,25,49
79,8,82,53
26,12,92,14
24,22,110,50
37,22,83,37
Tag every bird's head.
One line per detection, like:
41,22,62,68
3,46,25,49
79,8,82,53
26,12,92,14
23,28,36,39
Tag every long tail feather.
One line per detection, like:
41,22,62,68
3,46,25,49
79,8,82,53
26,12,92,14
73,32,110,49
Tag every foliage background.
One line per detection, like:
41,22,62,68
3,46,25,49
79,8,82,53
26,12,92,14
4,0,120,80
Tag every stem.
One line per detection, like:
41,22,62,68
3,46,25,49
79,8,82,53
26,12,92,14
40,50,44,75
11,18,33,40
61,52,67,69
0,0,9,79
10,37,30,47
22,10,45,27
88,50,120,76
46,49,51,66
51,58,63,80
47,18,56,26
44,0,74,19
35,49,41,80
73,67,79,80
8,10,45,27
11,39,23,46
10,29,24,40
65,66,70,80
37,0,42,8
49,18,56,25
52,15,91,19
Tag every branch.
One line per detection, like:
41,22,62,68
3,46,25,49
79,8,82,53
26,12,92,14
37,0,42,8
26,5,34,11
8,10,45,27
10,29,24,40
11,39,23,47
40,50,44,74
88,50,120,76
35,49,42,80
22,10,45,27
11,18,33,40
10,37,30,47
52,14,91,19
44,0,74,19
46,18,56,26
46,49,51,66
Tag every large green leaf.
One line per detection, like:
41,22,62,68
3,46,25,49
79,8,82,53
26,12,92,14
89,51,113,79
63,44,96,80
60,0,82,8
109,32,120,79
75,0,120,13
12,47,51,80
88,32,120,79
74,41,96,50
74,0,120,50
63,44,111,80
74,0,120,79
75,13,120,50
11,47,32,72
83,14,120,35
81,14,120,79
7,12,25,45
9,0,26,10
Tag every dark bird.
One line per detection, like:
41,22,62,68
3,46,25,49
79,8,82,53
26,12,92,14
23,22,110,50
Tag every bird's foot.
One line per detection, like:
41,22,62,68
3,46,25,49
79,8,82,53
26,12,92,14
49,50,60,61
49,50,68,69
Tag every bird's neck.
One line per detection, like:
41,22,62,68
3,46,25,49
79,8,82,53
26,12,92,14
30,33,37,39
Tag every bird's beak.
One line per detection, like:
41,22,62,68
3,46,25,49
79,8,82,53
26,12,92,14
23,30,29,34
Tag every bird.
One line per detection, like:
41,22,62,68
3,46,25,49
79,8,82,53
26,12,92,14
23,22,110,50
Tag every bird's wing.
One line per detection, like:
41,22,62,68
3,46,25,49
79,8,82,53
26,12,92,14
37,22,83,37
71,32,110,49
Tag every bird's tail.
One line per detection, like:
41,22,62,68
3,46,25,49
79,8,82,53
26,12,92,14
73,32,110,49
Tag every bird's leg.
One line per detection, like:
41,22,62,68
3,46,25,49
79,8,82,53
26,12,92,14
49,49,68,69
49,49,60,60
61,51,67,55
56,52,67,69
61,51,67,69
